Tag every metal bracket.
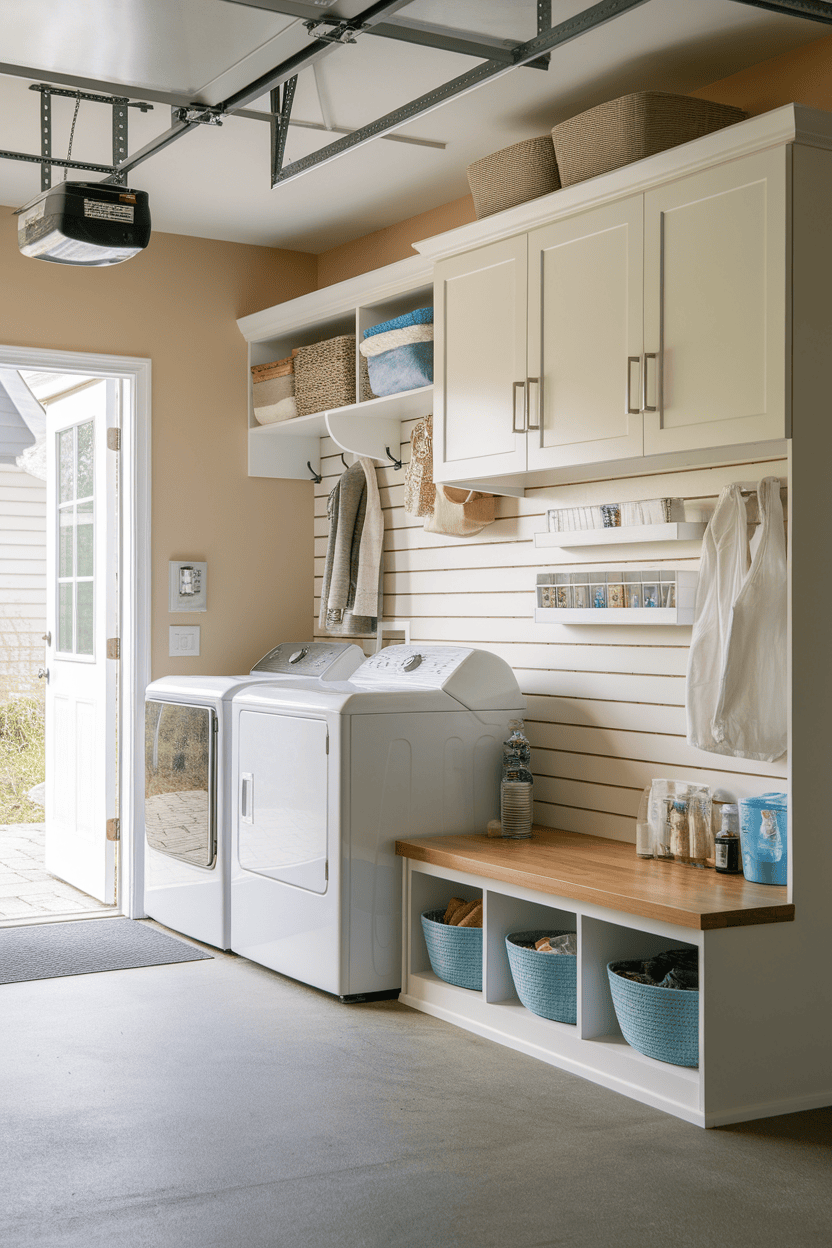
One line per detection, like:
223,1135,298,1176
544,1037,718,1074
173,106,224,126
304,19,363,44
270,76,297,182
24,84,154,191
106,818,120,842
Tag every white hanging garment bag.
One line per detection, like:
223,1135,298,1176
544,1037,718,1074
711,476,787,762
686,485,749,754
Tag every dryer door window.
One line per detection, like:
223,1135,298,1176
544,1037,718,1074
144,700,216,868
237,711,328,894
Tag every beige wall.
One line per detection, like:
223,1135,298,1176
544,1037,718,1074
0,211,318,679
316,31,832,290
316,194,475,289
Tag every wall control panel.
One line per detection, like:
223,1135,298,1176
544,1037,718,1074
169,561,207,612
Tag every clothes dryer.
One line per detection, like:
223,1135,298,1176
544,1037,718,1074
143,642,364,949
230,645,525,998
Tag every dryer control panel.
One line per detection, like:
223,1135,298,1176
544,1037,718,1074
250,642,364,680
354,645,474,687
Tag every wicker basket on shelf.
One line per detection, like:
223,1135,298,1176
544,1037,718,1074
607,958,699,1067
505,930,577,1024
294,334,357,417
552,92,747,188
421,908,482,991
467,135,560,220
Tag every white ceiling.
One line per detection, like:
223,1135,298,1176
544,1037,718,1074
0,0,825,254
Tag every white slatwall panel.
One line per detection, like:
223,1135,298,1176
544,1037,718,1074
313,423,787,843
0,466,46,695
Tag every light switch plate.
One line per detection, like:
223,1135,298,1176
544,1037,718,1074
169,625,200,657
169,561,207,612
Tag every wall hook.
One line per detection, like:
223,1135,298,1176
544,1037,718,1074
385,446,403,471
306,461,322,483
340,453,349,468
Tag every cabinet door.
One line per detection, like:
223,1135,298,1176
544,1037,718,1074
433,235,528,481
527,197,645,469
643,148,788,455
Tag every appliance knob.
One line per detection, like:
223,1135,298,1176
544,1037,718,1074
402,654,422,672
289,648,309,665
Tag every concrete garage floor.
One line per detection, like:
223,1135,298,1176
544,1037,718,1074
1,926,830,1248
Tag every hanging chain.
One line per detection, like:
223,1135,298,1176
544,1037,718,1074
63,89,81,181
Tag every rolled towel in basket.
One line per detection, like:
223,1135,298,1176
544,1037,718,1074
359,323,433,357
359,322,433,397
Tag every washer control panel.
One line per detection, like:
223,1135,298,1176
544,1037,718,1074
251,642,364,679
353,645,475,689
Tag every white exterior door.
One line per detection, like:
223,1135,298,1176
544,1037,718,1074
433,235,529,482
527,195,645,469
643,148,788,455
44,379,119,903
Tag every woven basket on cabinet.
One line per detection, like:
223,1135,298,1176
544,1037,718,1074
607,958,699,1067
420,909,482,991
466,135,560,220
505,930,577,1024
552,92,747,188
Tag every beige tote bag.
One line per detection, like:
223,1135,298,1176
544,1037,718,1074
423,484,495,537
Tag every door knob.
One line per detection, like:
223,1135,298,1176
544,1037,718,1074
37,667,49,682
42,632,51,645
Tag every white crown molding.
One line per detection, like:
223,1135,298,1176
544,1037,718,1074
237,251,434,343
414,104,832,262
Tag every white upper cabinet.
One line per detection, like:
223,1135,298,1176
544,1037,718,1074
643,148,787,455
417,108,819,490
433,234,528,479
527,195,645,469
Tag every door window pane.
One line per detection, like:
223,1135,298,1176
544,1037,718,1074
59,508,74,577
76,501,94,577
76,581,93,655
76,421,94,499
56,419,96,658
58,429,74,503
58,584,74,652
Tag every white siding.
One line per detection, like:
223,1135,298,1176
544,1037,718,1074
314,423,787,843
0,465,46,696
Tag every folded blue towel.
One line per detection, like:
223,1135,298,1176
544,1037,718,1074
364,306,433,338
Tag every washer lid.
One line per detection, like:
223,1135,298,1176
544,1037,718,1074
349,645,524,712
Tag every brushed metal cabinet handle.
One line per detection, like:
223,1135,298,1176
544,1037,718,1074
512,380,527,433
526,377,541,430
626,356,640,415
642,352,658,413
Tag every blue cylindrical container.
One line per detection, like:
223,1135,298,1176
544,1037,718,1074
738,793,788,885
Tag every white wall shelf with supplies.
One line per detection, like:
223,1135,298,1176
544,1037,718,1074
534,522,707,549
237,254,434,481
535,568,699,625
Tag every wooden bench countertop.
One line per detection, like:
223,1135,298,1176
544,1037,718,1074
396,827,794,931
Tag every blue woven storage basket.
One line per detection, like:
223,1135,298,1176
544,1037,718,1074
421,908,482,991
607,959,699,1067
505,930,577,1024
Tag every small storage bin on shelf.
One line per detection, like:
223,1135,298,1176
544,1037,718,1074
466,135,560,219
607,959,699,1068
505,930,577,1024
421,908,482,991
552,92,747,187
359,307,434,397
294,334,357,417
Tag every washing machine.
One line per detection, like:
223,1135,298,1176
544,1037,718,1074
143,642,364,949
230,644,526,998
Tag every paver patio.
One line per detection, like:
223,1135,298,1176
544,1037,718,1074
0,823,115,922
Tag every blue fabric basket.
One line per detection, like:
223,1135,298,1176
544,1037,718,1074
505,930,577,1024
366,340,433,396
608,958,699,1067
738,793,787,886
421,908,482,991
364,306,433,337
